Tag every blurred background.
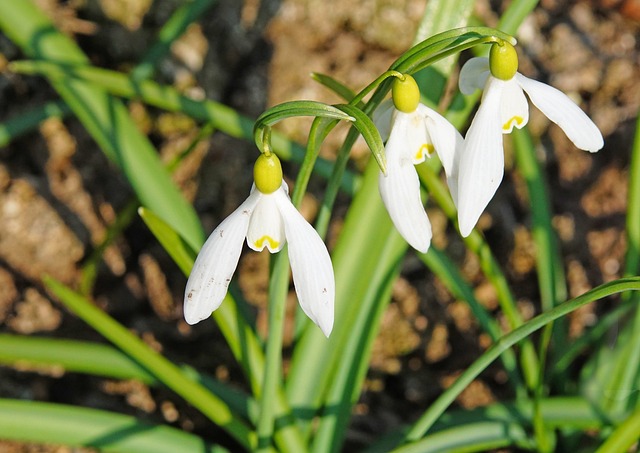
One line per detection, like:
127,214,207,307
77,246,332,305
0,0,639,450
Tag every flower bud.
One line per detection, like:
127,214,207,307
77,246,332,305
254,153,283,194
489,42,518,81
392,74,420,113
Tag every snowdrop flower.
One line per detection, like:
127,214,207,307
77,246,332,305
456,41,604,237
374,74,464,253
184,153,334,337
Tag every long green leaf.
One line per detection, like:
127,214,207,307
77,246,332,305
0,399,224,453
400,277,640,444
0,334,255,421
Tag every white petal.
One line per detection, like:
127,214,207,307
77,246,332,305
379,116,432,253
500,79,529,133
419,104,465,204
246,184,286,253
516,73,604,152
372,99,395,142
459,57,491,95
457,78,505,237
274,190,334,337
184,191,260,325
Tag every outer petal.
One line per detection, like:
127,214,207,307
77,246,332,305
372,99,395,142
184,191,260,325
459,57,491,95
247,184,286,253
419,104,465,204
274,190,334,337
379,114,432,253
500,78,529,133
457,77,505,237
516,73,603,152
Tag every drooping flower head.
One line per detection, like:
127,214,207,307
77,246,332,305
375,74,464,253
184,153,335,337
456,41,604,237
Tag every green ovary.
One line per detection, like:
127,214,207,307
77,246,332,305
254,153,283,194
490,42,518,81
392,74,421,113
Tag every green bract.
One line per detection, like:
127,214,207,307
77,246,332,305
490,41,519,81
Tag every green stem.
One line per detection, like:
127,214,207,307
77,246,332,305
0,399,225,453
256,251,294,452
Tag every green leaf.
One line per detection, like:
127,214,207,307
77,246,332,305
401,277,640,444
0,334,255,421
0,399,225,453
311,73,357,103
138,207,196,276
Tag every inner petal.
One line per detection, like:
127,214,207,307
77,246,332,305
500,80,529,134
503,115,525,132
246,192,285,253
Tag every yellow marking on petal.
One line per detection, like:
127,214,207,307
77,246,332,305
503,116,524,132
416,143,435,160
254,235,280,251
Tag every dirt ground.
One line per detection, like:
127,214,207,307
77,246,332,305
0,0,639,451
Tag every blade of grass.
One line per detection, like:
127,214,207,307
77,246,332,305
399,277,640,444
0,0,204,251
369,396,613,452
0,399,225,453
44,277,256,450
0,334,256,421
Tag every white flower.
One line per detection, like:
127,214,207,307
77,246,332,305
374,75,463,253
184,155,334,337
456,42,604,237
